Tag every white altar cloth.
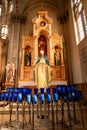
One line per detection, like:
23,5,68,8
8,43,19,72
18,80,67,87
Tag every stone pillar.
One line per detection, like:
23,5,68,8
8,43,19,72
0,40,2,79
83,0,87,19
0,38,8,82
57,10,73,84
7,14,26,86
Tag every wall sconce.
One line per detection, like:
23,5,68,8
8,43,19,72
1,24,8,39
1,25,8,39
0,3,9,40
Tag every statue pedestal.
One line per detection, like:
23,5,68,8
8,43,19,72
34,98,52,128
18,81,35,87
18,80,67,88
5,82,14,88
35,118,52,127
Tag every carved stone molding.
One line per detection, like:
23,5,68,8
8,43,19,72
57,10,69,24
10,13,26,23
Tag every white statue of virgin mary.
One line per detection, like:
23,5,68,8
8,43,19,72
35,49,51,90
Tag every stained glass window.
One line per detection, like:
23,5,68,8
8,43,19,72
0,4,2,16
72,0,87,43
0,0,13,14
9,1,13,13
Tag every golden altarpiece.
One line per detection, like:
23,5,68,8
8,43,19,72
19,11,67,87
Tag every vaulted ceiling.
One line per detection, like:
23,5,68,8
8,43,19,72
20,0,68,14
0,0,69,21
18,0,69,24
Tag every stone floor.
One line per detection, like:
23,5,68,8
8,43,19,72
0,101,87,130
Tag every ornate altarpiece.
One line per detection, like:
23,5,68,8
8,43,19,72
19,11,67,87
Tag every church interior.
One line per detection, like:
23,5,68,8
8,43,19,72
0,0,87,130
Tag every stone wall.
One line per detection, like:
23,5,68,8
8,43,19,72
78,36,87,82
83,0,87,19
68,0,82,84
78,0,87,83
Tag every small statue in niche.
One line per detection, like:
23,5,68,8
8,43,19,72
24,46,31,66
38,35,47,56
54,45,61,66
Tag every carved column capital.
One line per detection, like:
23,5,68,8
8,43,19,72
57,10,69,24
10,13,26,23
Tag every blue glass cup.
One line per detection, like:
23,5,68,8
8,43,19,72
52,88,57,94
34,88,38,95
47,94,51,103
5,93,9,101
54,93,58,102
61,86,66,95
76,91,82,100
18,93,23,102
40,94,45,103
63,95,67,101
71,91,76,100
46,88,50,94
1,93,5,100
10,88,14,93
6,88,10,92
13,93,18,102
57,86,62,94
18,88,23,93
68,93,72,101
33,95,38,104
71,85,77,92
22,88,28,96
9,93,13,101
67,86,71,93
27,95,31,103
14,88,18,93
40,88,44,94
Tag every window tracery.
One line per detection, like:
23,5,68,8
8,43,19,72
0,0,13,15
72,0,87,42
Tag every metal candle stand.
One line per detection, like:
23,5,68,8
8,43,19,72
32,88,53,129
56,85,85,130
0,86,85,130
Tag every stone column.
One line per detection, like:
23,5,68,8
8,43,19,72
83,0,87,19
57,10,73,84
7,14,26,86
0,40,2,79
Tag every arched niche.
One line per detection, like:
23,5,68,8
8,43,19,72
24,45,31,66
32,11,53,64
38,30,50,57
